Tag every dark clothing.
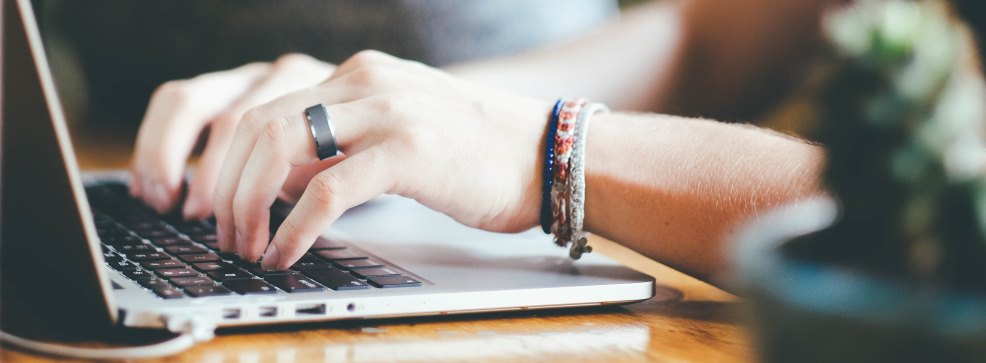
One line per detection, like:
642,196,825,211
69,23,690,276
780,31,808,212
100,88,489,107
39,0,617,128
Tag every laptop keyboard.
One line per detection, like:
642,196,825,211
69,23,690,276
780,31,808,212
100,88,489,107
85,181,421,300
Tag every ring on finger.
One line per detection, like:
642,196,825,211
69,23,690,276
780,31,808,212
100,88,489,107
305,103,339,160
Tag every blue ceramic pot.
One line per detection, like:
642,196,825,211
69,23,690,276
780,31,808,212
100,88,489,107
735,199,986,363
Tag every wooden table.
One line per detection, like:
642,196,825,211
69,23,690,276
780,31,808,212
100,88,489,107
1,128,752,362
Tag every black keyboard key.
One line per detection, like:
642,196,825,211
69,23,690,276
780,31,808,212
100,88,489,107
350,267,402,279
107,259,138,271
177,221,212,235
207,269,253,281
156,267,199,279
171,276,215,287
202,241,221,251
104,235,144,246
151,237,192,247
311,239,346,250
192,262,236,272
128,221,168,233
139,278,169,289
98,227,132,238
265,274,324,293
127,221,158,231
238,259,295,276
190,234,217,244
333,259,384,270
367,275,422,288
178,253,221,263
303,268,370,291
164,245,207,255
94,216,116,229
152,286,184,299
122,269,156,281
184,285,232,297
116,243,154,253
223,279,277,295
142,259,184,270
314,249,366,261
103,250,122,264
137,229,177,239
219,252,242,261
126,252,170,261
291,254,333,270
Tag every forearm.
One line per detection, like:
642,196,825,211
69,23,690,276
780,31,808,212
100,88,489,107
584,112,824,281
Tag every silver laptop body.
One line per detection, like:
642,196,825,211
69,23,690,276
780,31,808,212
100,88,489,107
1,0,654,335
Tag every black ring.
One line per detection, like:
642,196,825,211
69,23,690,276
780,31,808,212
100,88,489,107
305,104,339,160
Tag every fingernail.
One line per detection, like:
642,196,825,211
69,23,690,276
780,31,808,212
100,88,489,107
182,197,201,220
261,243,280,271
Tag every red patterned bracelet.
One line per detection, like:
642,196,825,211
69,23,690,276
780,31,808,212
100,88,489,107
550,98,586,247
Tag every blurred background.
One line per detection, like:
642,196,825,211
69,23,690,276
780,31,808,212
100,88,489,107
34,0,626,133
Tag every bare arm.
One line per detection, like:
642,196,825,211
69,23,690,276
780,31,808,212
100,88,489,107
210,51,825,281
585,113,824,281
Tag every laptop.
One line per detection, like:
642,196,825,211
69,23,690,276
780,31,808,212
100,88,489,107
0,0,653,355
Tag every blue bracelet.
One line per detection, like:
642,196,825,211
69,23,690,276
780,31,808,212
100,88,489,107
540,99,564,234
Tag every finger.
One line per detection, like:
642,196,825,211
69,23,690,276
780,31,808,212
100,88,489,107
226,99,377,259
326,50,404,82
130,63,269,213
213,76,398,250
262,148,394,270
182,118,237,220
183,56,334,220
231,115,317,262
281,158,343,204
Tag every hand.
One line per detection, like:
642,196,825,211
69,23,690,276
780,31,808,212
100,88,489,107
213,50,550,269
129,54,335,219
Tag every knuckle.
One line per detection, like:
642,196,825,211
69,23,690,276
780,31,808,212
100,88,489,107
347,65,395,88
308,172,344,206
349,49,394,67
261,116,291,145
272,53,316,72
240,107,268,133
367,94,406,117
398,122,436,151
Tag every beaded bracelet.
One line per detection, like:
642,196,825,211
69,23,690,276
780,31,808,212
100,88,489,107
550,99,586,248
540,100,565,234
541,98,608,260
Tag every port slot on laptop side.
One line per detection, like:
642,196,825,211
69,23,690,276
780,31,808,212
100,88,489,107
258,306,278,318
295,303,326,316
222,308,242,320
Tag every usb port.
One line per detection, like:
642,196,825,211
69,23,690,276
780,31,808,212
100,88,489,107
222,308,241,320
295,303,325,316
259,306,278,318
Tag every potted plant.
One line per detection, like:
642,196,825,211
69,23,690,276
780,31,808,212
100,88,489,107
736,1,986,362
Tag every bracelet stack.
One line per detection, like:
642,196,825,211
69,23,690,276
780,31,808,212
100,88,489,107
539,98,609,260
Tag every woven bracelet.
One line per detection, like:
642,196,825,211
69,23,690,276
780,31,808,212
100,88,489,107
567,102,609,259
